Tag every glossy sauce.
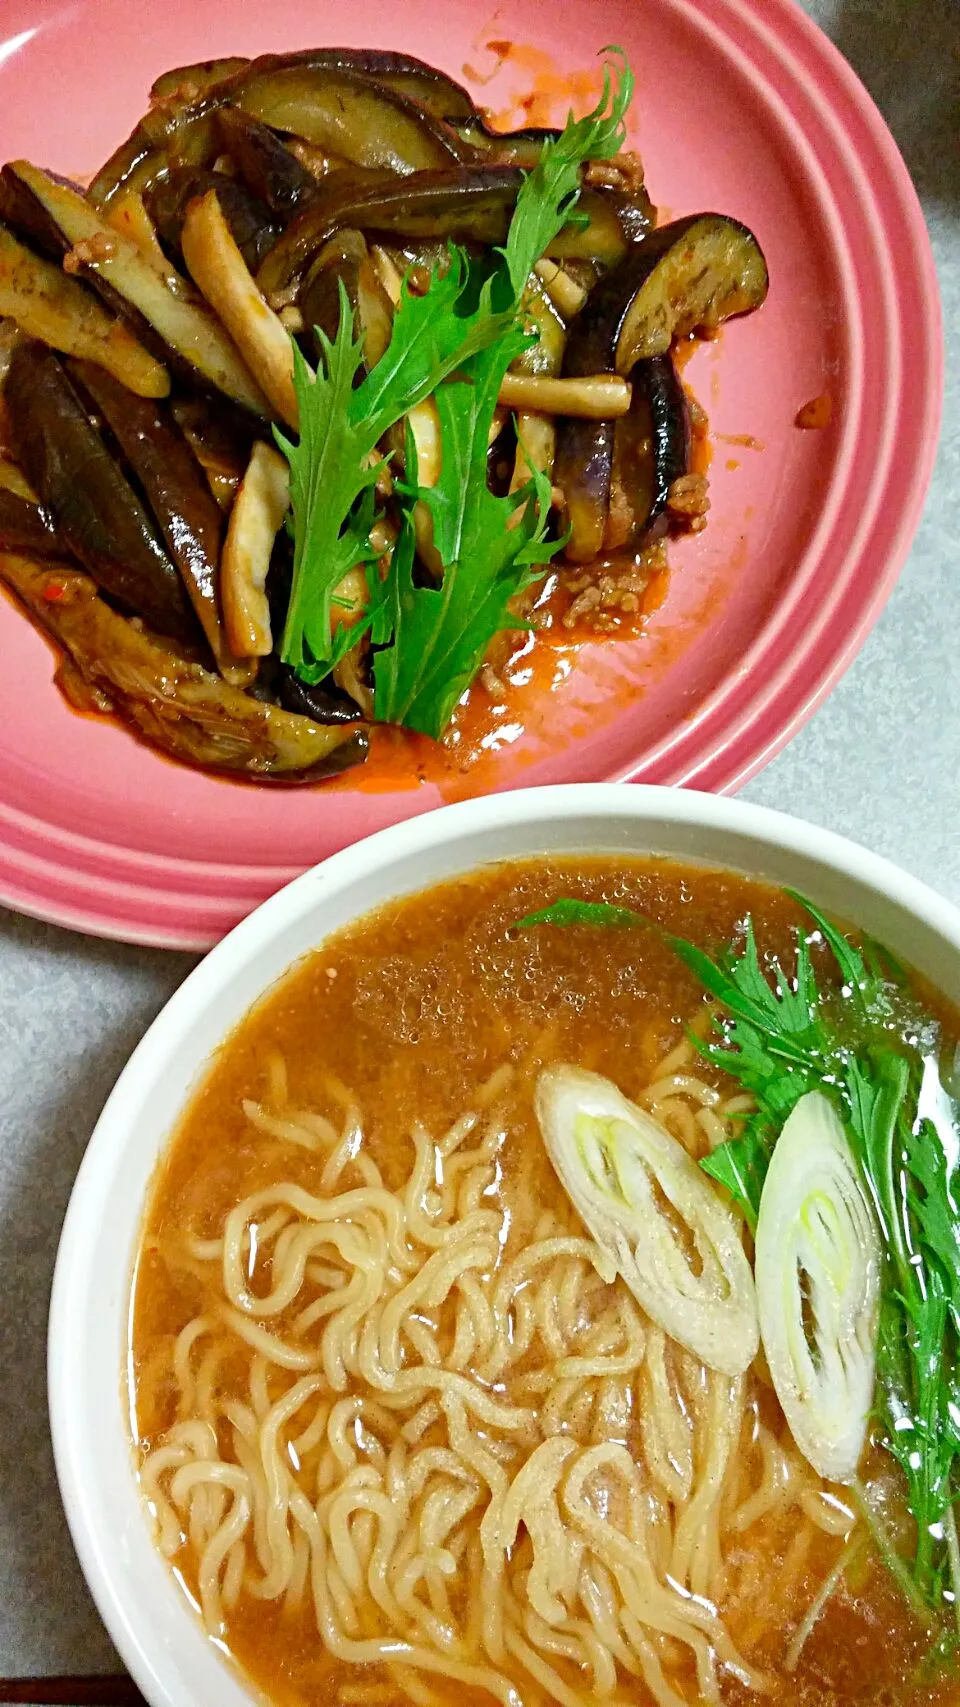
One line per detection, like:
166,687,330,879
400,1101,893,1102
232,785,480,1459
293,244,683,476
133,858,960,1707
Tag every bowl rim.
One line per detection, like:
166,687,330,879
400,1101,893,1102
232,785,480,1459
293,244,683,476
48,783,960,1707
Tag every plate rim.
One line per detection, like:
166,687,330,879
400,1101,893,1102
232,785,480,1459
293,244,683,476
0,0,944,948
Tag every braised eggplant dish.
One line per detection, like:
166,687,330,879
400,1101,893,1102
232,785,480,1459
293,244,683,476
0,47,768,781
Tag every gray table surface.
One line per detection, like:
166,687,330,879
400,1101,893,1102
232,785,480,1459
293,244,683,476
0,0,957,1691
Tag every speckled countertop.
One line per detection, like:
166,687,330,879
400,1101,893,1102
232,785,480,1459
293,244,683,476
0,0,957,1694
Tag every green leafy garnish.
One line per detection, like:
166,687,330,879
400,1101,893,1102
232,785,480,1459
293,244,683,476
515,897,647,931
277,49,635,717
672,893,960,1618
371,338,561,733
277,258,514,680
501,48,634,300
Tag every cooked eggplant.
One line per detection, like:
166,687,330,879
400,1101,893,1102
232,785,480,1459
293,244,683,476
170,396,255,510
234,67,461,175
0,487,60,557
554,264,622,563
0,221,169,397
87,132,165,210
5,340,196,642
604,355,689,549
632,355,690,534
147,167,278,271
243,48,478,123
256,168,630,302
555,218,763,559
255,165,521,300
150,56,251,107
68,358,250,682
595,215,769,371
0,551,367,779
5,162,270,413
278,669,365,725
216,109,320,220
0,456,36,502
456,121,560,169
302,231,396,369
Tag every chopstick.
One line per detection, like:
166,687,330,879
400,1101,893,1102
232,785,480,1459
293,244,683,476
0,1680,146,1704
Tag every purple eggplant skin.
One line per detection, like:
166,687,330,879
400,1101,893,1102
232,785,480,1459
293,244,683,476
0,552,368,781
554,263,625,563
0,164,172,366
67,358,230,659
278,668,365,725
216,109,320,221
255,164,523,298
634,354,690,535
0,487,62,558
0,164,69,261
256,167,629,300
242,47,479,123
5,341,197,644
585,214,770,372
149,48,478,124
147,168,278,271
603,355,689,551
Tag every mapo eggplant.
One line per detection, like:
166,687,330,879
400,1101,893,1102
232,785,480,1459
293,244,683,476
0,552,368,779
0,43,771,782
5,340,196,643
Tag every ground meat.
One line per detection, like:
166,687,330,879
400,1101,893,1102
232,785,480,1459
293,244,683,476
479,662,507,702
584,151,647,197
666,472,710,533
561,547,664,631
62,234,118,273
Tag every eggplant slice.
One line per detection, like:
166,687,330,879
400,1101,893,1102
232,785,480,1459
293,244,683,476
67,358,249,682
5,340,198,644
557,215,764,558
603,214,768,371
0,552,367,780
0,487,61,557
605,356,690,550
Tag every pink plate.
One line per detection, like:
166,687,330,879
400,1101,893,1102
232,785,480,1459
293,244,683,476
0,0,942,947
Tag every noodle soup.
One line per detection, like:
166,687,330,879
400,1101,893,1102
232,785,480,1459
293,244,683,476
130,858,960,1707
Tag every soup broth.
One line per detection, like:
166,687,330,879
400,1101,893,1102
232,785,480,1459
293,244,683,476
131,858,960,1707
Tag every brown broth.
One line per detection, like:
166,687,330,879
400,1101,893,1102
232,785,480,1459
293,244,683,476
131,857,960,1707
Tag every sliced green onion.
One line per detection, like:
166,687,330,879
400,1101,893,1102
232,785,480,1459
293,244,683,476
535,1066,759,1376
755,1090,881,1483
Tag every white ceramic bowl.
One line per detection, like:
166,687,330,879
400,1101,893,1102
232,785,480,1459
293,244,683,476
49,784,960,1707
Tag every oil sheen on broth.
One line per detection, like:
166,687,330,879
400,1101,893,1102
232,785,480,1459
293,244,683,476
131,858,960,1707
